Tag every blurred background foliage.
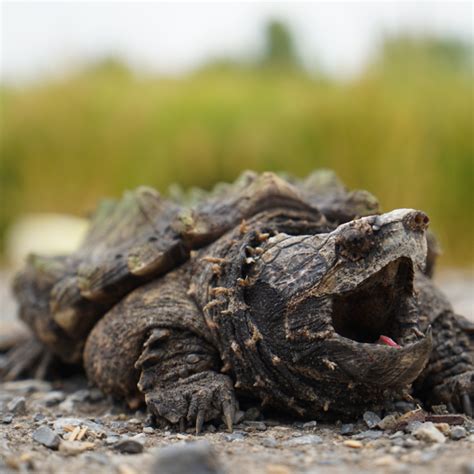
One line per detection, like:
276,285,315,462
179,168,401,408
0,21,473,266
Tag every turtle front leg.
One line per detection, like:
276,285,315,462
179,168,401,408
135,328,237,433
412,273,473,416
414,311,473,416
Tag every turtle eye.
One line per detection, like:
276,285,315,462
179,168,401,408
336,228,374,261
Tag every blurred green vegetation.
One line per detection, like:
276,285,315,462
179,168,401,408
0,30,473,266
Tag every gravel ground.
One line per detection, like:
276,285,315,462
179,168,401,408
0,268,473,474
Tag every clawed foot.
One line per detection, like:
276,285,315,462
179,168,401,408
0,335,53,381
145,371,237,434
431,371,474,417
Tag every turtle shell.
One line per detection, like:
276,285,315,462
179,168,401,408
13,171,379,362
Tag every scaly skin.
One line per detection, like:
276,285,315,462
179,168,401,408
3,172,472,431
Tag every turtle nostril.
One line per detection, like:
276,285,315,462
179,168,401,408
404,211,430,232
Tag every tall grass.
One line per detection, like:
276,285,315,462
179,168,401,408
1,37,472,265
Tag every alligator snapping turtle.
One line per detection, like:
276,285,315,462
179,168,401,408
2,171,473,431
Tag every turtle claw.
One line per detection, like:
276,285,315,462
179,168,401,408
195,410,205,435
461,393,472,417
222,400,235,432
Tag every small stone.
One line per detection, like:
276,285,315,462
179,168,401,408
53,417,103,435
151,440,223,474
42,391,65,406
114,438,144,454
434,423,450,435
450,426,467,440
302,421,318,430
33,426,61,449
128,418,141,425
130,433,146,444
59,440,95,455
7,397,26,415
413,422,446,443
105,436,120,445
243,407,261,421
354,430,383,440
33,413,46,422
143,427,155,434
283,435,322,446
378,415,398,431
406,421,423,433
261,436,278,448
340,423,354,435
363,411,381,428
70,389,89,403
1,415,13,424
224,431,246,442
343,440,363,448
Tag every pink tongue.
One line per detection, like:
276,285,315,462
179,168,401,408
378,335,401,349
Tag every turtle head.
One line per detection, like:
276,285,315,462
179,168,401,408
244,209,433,414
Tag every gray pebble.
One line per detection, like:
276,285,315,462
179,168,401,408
33,413,46,422
261,436,278,448
406,421,423,433
151,440,223,474
42,391,65,407
363,411,381,429
32,426,60,450
70,389,89,403
353,430,383,440
340,423,355,435
105,436,120,445
128,418,141,425
7,396,26,414
284,434,323,446
143,427,155,434
450,426,467,440
53,417,103,435
113,438,144,454
224,431,246,442
302,421,318,430
1,414,13,424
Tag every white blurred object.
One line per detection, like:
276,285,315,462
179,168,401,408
6,213,89,268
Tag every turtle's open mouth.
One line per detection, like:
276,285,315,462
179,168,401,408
331,258,415,346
